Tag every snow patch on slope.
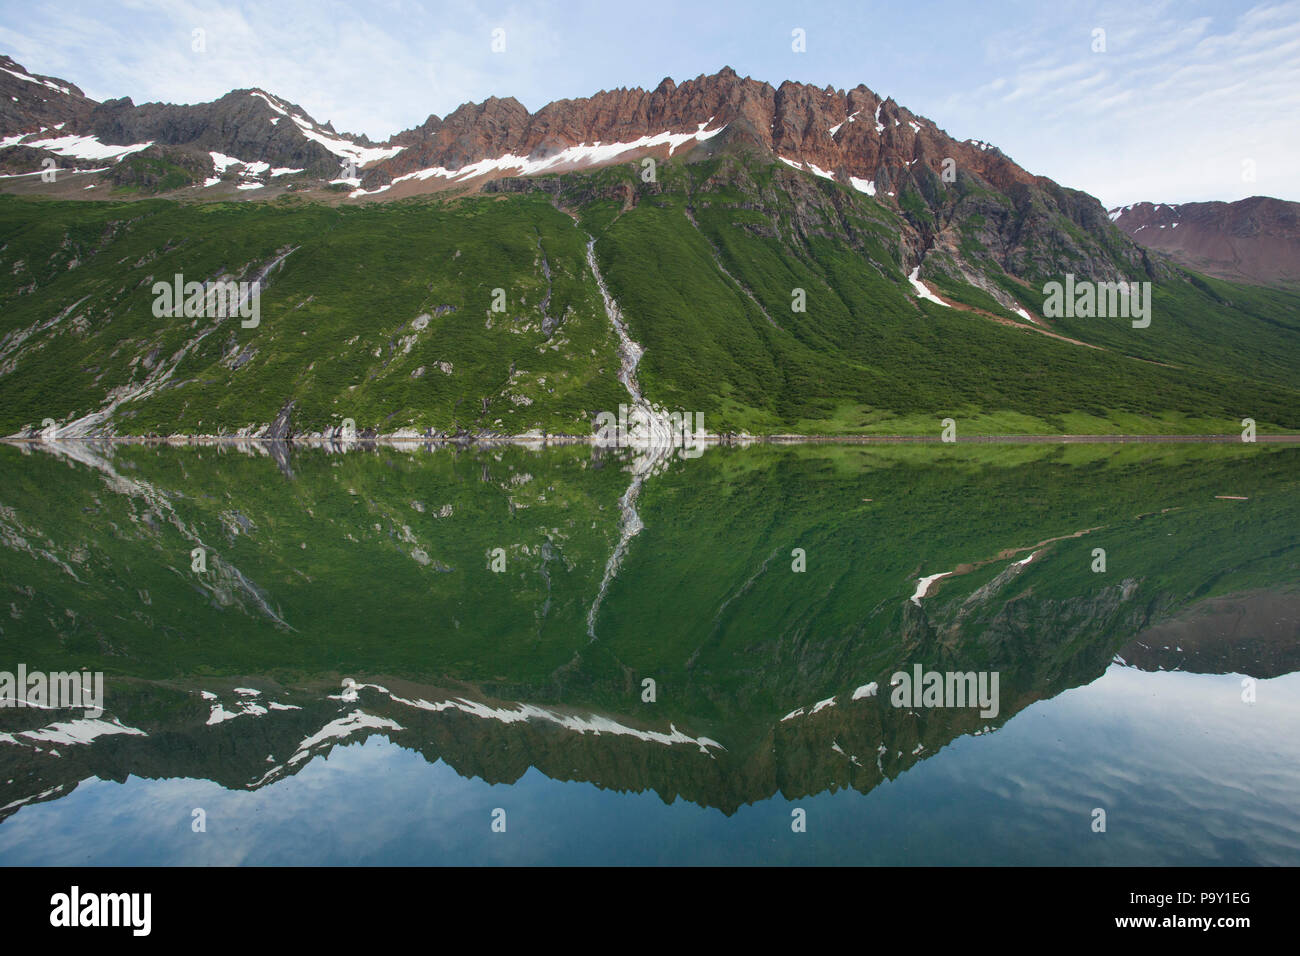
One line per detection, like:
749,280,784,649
18,133,152,162
908,267,951,308
911,571,952,604
355,123,727,197
1,66,71,95
338,682,724,754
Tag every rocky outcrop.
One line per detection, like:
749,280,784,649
1111,197,1300,286
0,54,95,137
364,65,1044,200
265,400,295,441
0,55,382,182
105,143,212,191
88,90,344,176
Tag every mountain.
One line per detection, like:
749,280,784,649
360,67,1040,195
0,57,1040,199
0,54,392,187
2,56,1299,438
1110,197,1300,288
0,58,1133,292
0,54,96,133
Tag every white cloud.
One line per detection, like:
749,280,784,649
941,1,1300,205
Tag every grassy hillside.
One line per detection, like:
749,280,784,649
2,152,1298,436
577,156,1300,434
0,194,626,436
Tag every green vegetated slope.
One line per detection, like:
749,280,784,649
0,194,626,437
2,149,1299,436
2,442,1295,711
576,155,1300,435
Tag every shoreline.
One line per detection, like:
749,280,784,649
5,433,1299,447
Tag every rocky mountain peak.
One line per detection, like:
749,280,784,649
0,54,95,140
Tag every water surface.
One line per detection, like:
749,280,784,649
0,440,1296,864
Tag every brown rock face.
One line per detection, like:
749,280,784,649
0,54,95,137
0,56,1060,210
1110,197,1300,287
365,66,1045,196
88,90,346,176
0,56,376,180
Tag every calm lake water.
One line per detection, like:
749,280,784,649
1,440,1297,865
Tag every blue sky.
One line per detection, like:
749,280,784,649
1,0,1296,206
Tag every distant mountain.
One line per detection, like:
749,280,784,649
0,54,95,132
2,53,1299,438
1110,197,1300,287
0,54,391,184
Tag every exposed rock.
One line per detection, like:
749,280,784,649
1111,197,1300,286
0,54,95,137
265,400,295,440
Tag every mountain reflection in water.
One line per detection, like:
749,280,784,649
0,439,1296,864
